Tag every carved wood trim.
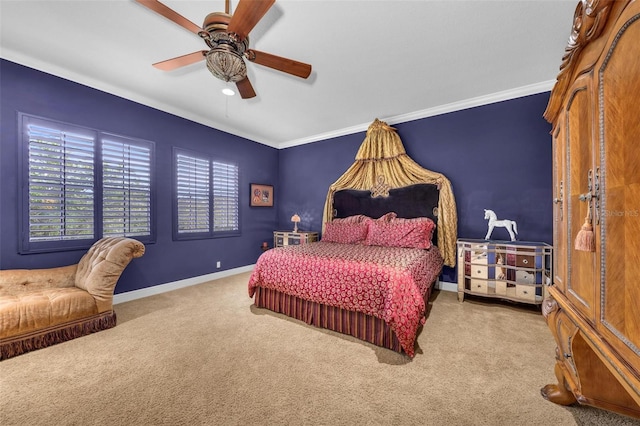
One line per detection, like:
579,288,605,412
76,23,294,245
548,287,640,405
598,11,640,359
544,0,615,124
542,296,559,319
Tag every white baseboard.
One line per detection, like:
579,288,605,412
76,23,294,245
113,265,255,305
114,266,456,305
435,280,457,293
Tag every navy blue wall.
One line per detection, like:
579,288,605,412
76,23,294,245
0,59,278,293
278,93,553,282
1,58,552,290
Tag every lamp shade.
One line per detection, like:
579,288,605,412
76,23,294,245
291,214,301,232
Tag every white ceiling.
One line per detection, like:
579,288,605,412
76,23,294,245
0,0,577,148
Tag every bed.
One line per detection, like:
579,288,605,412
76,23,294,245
248,119,457,357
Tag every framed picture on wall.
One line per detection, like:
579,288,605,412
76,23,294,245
250,183,274,207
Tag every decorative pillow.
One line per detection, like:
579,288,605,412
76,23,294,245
391,216,434,225
322,221,369,244
375,212,397,222
393,216,436,245
332,214,369,224
366,217,436,249
332,212,396,224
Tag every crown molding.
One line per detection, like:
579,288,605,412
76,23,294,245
3,50,553,151
277,80,555,149
1,50,280,148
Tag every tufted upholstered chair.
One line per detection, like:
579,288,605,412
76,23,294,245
0,237,145,359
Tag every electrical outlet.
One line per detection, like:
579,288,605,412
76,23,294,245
216,261,221,268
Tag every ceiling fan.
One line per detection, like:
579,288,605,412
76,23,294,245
135,0,312,99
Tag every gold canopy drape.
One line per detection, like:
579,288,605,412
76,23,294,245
322,119,458,267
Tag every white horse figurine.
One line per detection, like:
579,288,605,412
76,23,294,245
484,209,518,241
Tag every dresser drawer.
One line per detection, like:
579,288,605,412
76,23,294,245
516,254,535,268
470,264,488,279
471,253,488,265
470,279,489,294
516,270,536,284
515,284,536,302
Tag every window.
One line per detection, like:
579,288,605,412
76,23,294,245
174,149,239,240
20,114,155,253
102,137,152,237
212,161,239,232
176,153,210,234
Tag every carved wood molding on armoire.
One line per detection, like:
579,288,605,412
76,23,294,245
541,0,640,419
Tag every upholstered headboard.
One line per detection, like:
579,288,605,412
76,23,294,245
332,184,440,244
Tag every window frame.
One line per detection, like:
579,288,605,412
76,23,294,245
19,113,156,254
101,133,155,240
172,147,240,241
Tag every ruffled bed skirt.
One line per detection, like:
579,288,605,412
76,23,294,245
0,311,117,361
254,287,432,354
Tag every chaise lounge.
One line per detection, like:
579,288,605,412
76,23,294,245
0,237,145,360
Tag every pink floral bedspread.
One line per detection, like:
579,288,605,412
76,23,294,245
248,241,444,357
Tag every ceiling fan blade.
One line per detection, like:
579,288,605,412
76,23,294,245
227,0,275,40
236,77,257,99
135,0,202,35
153,51,207,71
246,50,312,79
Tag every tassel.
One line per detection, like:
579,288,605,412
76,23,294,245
574,217,595,252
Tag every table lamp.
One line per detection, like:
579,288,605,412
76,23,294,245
291,214,301,232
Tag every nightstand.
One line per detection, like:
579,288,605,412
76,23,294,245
273,231,318,248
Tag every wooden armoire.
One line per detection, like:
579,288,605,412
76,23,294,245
541,0,640,418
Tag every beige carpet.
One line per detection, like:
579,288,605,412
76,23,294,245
1,272,639,426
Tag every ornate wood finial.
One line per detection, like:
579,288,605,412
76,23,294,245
544,0,614,124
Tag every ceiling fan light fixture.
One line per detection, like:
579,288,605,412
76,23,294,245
137,0,311,100
222,88,235,96
206,47,247,82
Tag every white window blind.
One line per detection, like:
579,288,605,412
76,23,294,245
102,139,152,237
212,161,239,232
27,124,95,241
176,154,210,233
21,114,155,253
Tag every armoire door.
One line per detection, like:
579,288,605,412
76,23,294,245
597,9,640,372
565,80,597,322
552,113,566,293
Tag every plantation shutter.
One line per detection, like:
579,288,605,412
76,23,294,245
102,139,152,237
212,161,239,232
176,154,210,233
27,124,95,241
